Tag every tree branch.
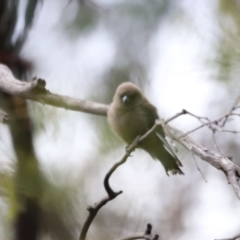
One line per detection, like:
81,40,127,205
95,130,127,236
79,140,134,240
215,233,240,240
0,64,108,116
1,64,240,201
115,224,159,240
166,125,240,199
115,235,159,240
79,121,164,240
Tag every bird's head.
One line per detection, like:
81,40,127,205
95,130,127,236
113,82,144,109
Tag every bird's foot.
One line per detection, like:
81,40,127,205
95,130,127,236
129,135,141,149
133,135,141,145
125,145,134,155
126,136,141,154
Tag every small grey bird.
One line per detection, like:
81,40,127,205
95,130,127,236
107,82,183,175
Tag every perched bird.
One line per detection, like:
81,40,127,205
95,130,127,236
107,82,183,175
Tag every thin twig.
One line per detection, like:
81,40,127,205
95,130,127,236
79,143,138,240
185,110,211,124
215,232,240,240
212,131,224,156
115,224,159,240
79,157,125,240
178,123,206,139
178,109,240,139
163,109,187,124
115,234,151,240
219,130,240,134
167,125,240,200
192,153,207,183
79,124,161,240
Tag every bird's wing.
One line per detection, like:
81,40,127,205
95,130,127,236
140,99,159,128
155,131,182,167
141,100,182,167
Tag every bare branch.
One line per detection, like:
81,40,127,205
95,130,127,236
1,64,240,200
163,109,187,124
212,131,223,156
115,223,159,240
192,153,207,183
215,232,240,240
79,124,162,240
79,160,123,240
178,109,240,139
166,125,240,200
115,234,153,240
0,64,108,116
79,135,138,240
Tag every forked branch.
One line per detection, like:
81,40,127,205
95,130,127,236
1,64,240,240
79,121,165,240
1,63,240,200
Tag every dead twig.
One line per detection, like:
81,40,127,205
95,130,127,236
215,232,240,240
167,125,240,200
192,153,207,183
115,223,159,240
79,123,162,240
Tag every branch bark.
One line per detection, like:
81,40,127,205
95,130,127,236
79,134,136,240
166,124,240,199
0,64,108,116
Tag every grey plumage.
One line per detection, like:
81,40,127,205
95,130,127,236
107,82,183,176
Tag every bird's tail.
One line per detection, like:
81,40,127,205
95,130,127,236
155,132,184,175
141,129,184,176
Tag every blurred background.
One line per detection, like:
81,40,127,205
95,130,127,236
1,0,240,239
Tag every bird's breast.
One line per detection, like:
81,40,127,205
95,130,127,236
108,106,149,144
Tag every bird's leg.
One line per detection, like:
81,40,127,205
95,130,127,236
126,135,141,154
125,145,130,151
132,135,141,146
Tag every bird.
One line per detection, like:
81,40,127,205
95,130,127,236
107,82,183,176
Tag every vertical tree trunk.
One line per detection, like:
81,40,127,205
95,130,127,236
0,1,41,240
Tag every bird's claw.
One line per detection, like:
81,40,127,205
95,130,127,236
125,145,134,155
125,136,141,154
129,135,141,149
133,135,141,145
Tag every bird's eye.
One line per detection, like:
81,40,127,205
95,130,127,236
121,95,130,103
